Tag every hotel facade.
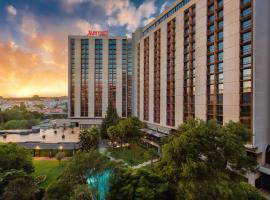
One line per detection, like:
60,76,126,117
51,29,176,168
68,36,133,127
68,0,270,189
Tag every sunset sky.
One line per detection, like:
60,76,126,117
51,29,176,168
0,0,173,98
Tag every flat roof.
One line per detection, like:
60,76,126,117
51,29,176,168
141,128,169,138
18,142,80,150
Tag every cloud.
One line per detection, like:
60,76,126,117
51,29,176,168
6,5,17,16
0,39,67,97
160,2,169,14
18,14,38,39
76,20,102,33
90,0,129,15
106,0,157,33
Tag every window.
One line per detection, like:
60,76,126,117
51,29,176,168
242,32,251,42
217,95,223,104
208,25,215,32
242,56,251,68
218,31,223,40
218,21,224,28
208,34,214,42
218,52,223,61
218,10,223,18
209,64,215,74
218,84,223,94
208,55,215,63
243,81,252,92
208,5,214,12
218,0,223,7
208,45,215,53
242,0,251,5
208,15,214,22
218,74,223,83
242,19,251,29
209,75,214,84
241,44,252,55
218,42,223,51
242,7,252,17
241,93,251,104
242,68,252,80
218,63,224,72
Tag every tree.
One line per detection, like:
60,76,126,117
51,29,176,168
45,151,117,200
107,117,145,147
100,102,120,138
79,126,100,151
107,125,120,144
0,143,34,173
32,95,40,101
236,182,265,200
158,119,260,200
2,175,37,200
70,184,92,200
44,178,72,200
55,152,65,166
108,168,175,200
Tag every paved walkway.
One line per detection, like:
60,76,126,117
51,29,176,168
132,159,159,169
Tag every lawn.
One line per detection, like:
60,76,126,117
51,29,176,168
33,159,67,189
107,144,158,166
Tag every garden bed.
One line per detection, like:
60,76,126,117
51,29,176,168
107,144,158,166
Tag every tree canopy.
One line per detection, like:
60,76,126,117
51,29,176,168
0,143,34,173
108,168,175,200
100,102,120,138
0,104,43,130
79,126,100,151
158,119,259,200
0,143,39,200
107,117,145,146
45,151,117,200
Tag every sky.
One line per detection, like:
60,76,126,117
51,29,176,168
0,0,174,98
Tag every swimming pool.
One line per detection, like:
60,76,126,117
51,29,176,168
87,170,111,200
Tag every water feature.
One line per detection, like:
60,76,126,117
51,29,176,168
87,170,111,200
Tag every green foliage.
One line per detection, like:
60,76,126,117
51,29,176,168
55,152,65,165
236,182,265,200
107,117,145,146
108,144,158,166
33,160,67,189
100,102,120,138
159,119,259,200
0,143,34,173
32,95,40,101
107,125,119,142
44,151,117,200
0,104,43,130
79,126,100,151
3,119,40,129
108,168,175,200
44,177,72,200
1,175,37,200
70,184,92,200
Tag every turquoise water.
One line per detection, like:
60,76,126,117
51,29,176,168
87,170,111,200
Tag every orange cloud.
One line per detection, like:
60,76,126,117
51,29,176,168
0,39,68,97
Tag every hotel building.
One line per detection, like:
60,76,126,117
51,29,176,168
68,0,270,189
68,35,133,128
133,0,270,189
